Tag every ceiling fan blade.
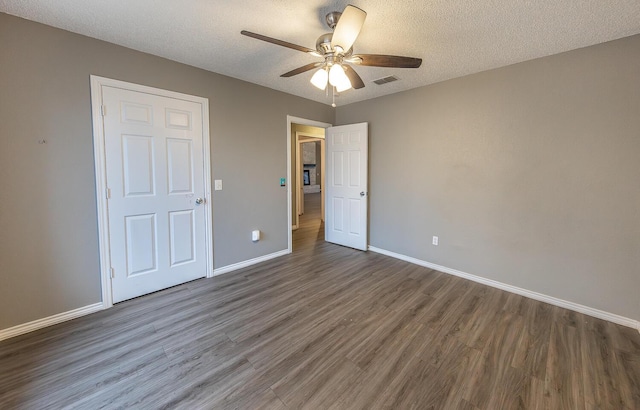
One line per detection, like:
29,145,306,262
348,54,422,68
281,62,323,77
241,30,319,56
344,65,365,89
331,5,366,52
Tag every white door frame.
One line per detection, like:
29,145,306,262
286,116,331,253
296,136,303,221
296,133,325,228
91,75,213,309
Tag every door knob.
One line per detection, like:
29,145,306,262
195,197,204,205
360,192,366,197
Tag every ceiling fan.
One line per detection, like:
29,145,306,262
241,4,422,94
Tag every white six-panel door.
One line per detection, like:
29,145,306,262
325,123,368,251
102,86,207,303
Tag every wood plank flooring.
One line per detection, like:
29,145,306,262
1,193,639,409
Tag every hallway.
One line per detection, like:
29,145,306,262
293,192,323,251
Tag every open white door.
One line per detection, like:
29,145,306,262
101,84,209,303
325,122,368,251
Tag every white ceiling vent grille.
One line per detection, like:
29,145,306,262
372,75,399,85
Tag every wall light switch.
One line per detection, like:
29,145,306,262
214,179,223,191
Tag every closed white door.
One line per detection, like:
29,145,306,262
102,86,207,303
325,123,368,251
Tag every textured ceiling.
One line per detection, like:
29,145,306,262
1,0,639,106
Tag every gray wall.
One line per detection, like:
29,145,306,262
336,35,640,321
0,13,334,330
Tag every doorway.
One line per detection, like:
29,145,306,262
286,116,330,252
296,135,325,223
295,135,325,251
286,116,369,253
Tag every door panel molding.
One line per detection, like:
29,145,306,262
91,76,213,309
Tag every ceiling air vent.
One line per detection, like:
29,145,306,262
372,75,399,85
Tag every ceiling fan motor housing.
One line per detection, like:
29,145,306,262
325,11,342,29
316,33,334,54
316,33,354,58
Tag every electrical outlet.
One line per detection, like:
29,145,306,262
214,179,222,191
432,236,439,246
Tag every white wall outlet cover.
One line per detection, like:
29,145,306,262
252,230,260,242
432,236,439,246
214,179,222,190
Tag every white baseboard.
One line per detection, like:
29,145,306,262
213,249,290,276
0,302,105,342
3,250,635,342
0,249,292,341
368,246,640,332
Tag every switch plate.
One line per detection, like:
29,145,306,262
432,236,439,246
214,180,222,191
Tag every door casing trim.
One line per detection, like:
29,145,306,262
90,75,213,309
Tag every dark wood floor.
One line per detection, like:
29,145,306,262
1,193,639,409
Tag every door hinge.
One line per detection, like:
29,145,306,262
110,267,115,278
100,105,107,116
106,188,111,199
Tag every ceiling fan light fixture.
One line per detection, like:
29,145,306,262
335,80,352,93
310,67,329,90
329,64,351,91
